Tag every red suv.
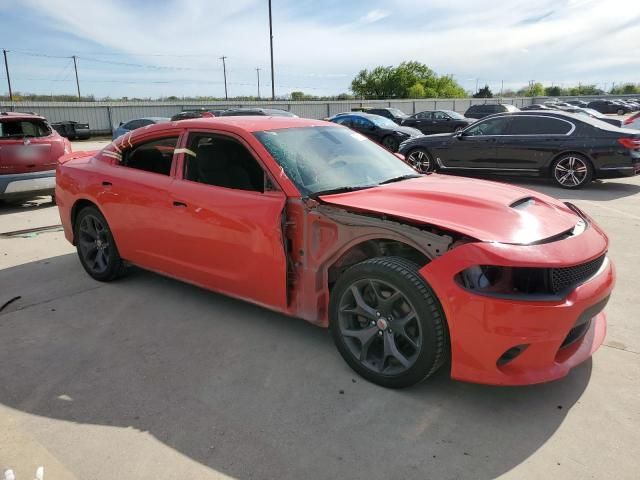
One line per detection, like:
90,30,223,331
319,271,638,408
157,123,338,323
0,111,71,202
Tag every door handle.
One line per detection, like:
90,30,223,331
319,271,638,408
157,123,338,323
173,201,188,208
102,181,112,186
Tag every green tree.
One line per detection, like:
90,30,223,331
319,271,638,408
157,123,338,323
291,91,305,101
407,82,425,98
350,62,466,99
545,86,563,97
610,83,640,95
473,85,493,98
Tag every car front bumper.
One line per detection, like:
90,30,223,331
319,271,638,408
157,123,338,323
419,218,614,386
0,170,56,199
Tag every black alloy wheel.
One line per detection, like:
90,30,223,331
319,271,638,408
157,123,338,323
552,155,593,189
330,257,448,388
406,148,432,173
75,206,125,281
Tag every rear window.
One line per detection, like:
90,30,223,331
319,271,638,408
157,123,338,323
0,119,51,138
508,116,572,135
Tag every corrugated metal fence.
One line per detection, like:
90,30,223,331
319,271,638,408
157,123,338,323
0,97,536,135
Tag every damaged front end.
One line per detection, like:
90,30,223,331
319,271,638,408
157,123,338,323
282,198,470,326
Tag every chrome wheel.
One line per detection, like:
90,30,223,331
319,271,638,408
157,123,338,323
554,156,589,188
407,148,431,173
78,214,111,274
337,279,422,375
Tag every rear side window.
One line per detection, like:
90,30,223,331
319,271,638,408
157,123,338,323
121,137,178,175
508,116,572,135
334,116,352,126
414,112,432,120
0,119,51,138
123,119,152,130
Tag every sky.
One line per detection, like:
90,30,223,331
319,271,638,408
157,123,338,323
0,0,639,99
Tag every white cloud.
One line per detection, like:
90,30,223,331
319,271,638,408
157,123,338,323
13,0,640,97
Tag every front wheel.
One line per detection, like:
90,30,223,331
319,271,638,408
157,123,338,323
551,155,593,189
406,147,433,173
381,135,400,152
329,257,448,388
75,206,125,281
617,109,624,115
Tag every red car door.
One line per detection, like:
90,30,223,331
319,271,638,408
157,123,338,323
166,130,288,311
99,135,181,273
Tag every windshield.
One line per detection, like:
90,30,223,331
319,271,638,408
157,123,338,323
388,108,408,118
254,126,418,196
0,119,51,138
582,108,605,117
441,110,465,120
370,116,399,128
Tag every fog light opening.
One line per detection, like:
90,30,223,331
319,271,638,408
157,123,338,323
497,344,530,367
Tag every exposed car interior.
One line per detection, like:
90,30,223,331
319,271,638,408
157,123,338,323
184,134,265,192
122,137,178,175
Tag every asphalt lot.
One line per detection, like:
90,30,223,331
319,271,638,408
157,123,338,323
0,138,639,479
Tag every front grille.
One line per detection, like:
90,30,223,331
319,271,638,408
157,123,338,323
550,254,606,294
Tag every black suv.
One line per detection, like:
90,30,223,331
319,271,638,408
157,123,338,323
219,108,298,117
587,100,631,115
464,103,520,119
352,107,409,124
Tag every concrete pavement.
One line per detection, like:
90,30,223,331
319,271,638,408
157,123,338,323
0,157,638,479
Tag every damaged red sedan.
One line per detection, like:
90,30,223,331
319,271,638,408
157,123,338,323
56,117,615,388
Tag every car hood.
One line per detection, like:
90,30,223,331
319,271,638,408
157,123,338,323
318,175,580,244
394,125,422,136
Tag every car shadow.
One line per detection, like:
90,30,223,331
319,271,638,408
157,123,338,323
0,196,55,216
440,173,640,201
0,254,592,480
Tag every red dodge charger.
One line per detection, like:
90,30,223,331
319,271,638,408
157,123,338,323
56,116,615,388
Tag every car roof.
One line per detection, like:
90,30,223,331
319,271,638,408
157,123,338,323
0,111,46,120
333,112,383,120
151,115,333,133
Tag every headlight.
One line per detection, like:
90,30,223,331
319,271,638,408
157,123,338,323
456,265,551,298
394,131,409,136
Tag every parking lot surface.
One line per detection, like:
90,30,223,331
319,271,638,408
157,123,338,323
0,139,639,479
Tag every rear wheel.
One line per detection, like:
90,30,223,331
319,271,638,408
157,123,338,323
617,108,624,115
74,206,125,281
329,257,448,388
382,135,400,152
406,147,433,173
552,154,593,189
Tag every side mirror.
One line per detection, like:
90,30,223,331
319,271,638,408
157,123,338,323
119,121,123,127
393,152,405,161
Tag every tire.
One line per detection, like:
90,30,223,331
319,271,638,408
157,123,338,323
617,109,624,115
406,147,433,173
329,257,448,388
381,135,400,152
551,154,593,189
74,206,126,281
50,194,56,205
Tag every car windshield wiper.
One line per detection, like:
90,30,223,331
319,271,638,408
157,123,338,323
310,184,376,197
378,174,422,185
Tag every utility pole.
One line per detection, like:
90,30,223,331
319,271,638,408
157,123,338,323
475,78,479,94
72,55,81,100
256,67,261,99
268,0,275,101
500,80,504,97
220,56,228,100
3,49,13,101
